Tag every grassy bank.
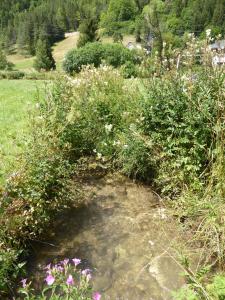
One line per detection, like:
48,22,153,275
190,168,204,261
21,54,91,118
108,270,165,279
0,80,45,184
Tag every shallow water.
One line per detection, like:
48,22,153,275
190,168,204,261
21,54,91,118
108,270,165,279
28,175,185,300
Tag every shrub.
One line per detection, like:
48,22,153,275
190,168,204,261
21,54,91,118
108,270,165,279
102,43,139,67
63,42,139,74
121,61,138,78
63,42,104,74
0,70,25,79
0,78,73,295
24,71,56,80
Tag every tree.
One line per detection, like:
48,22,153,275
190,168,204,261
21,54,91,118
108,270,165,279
212,0,225,27
143,0,165,63
34,38,56,71
77,17,99,48
101,0,138,34
0,48,13,70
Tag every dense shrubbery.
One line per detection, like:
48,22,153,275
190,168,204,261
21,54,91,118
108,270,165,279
63,42,139,74
0,79,74,295
46,66,224,299
0,58,224,298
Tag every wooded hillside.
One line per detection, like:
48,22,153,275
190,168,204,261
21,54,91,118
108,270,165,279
0,0,224,55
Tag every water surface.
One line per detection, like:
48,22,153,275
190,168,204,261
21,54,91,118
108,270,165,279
28,175,185,300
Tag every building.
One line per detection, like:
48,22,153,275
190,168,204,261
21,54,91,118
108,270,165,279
209,40,225,66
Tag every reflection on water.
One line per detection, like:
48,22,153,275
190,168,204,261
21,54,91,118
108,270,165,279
28,175,185,300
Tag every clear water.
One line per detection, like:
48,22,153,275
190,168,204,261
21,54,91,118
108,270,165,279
28,175,185,300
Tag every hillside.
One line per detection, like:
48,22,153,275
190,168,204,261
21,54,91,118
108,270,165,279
7,32,80,71
0,0,224,59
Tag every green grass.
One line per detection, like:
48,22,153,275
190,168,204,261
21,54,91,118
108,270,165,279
0,80,44,183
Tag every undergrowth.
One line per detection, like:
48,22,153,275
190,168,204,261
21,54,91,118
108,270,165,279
0,61,224,298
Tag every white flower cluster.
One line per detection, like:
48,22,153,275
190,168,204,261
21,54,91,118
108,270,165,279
105,124,113,134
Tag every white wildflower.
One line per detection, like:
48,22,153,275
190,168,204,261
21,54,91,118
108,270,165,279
97,153,102,159
105,124,113,133
206,29,211,37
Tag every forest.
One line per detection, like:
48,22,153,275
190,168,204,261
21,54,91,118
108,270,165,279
0,0,224,55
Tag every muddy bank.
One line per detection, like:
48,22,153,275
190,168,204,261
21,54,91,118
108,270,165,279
28,174,187,300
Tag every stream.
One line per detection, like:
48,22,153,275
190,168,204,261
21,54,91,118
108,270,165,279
28,174,186,300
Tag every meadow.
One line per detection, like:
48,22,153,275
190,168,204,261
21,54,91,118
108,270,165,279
0,80,44,183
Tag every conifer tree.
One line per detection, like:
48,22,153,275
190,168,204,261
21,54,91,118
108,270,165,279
0,48,13,70
34,38,56,71
77,17,99,48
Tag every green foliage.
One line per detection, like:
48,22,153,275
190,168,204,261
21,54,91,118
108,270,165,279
173,274,225,300
63,42,139,74
63,42,104,74
103,43,139,67
207,275,225,299
101,0,138,34
34,39,56,71
77,17,99,48
121,61,138,78
0,70,25,79
113,31,123,43
0,78,74,294
0,48,14,70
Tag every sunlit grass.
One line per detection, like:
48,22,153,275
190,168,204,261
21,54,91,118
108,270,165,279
0,80,44,183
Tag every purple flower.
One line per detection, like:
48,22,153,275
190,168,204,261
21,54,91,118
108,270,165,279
45,263,51,270
21,278,27,288
45,274,55,286
62,259,69,266
81,269,91,276
66,274,74,286
56,265,64,272
93,292,101,300
72,258,81,266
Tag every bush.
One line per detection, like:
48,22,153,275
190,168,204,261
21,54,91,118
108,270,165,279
63,42,139,74
0,70,25,79
24,71,56,80
102,43,139,67
63,42,104,74
0,78,73,295
121,61,138,78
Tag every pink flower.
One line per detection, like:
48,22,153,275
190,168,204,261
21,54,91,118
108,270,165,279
45,274,55,286
81,269,91,276
21,278,27,288
72,258,81,266
86,273,92,281
66,274,74,286
93,292,101,300
62,258,69,266
56,265,64,272
45,263,51,270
